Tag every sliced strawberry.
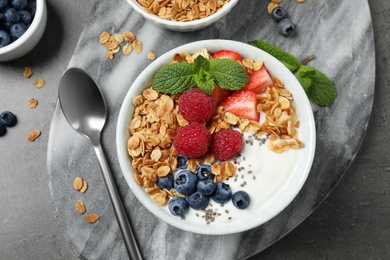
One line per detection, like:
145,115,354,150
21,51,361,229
212,50,242,61
241,66,274,94
222,91,259,121
211,84,231,106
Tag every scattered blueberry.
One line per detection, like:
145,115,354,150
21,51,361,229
174,170,198,196
0,111,17,127
168,196,189,217
0,0,7,10
271,7,287,23
196,164,214,180
187,191,210,210
156,174,174,190
18,9,30,24
10,0,27,10
10,22,26,38
210,182,232,204
0,29,10,47
278,18,295,37
5,8,19,23
232,191,251,210
197,179,216,196
0,123,6,137
176,155,188,169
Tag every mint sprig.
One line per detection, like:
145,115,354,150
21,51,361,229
152,55,249,95
249,39,336,107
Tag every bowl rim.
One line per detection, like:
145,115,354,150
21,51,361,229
125,0,238,28
116,39,316,235
0,0,46,55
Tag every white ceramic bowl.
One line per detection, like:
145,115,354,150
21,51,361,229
125,0,238,32
0,0,47,62
117,39,316,235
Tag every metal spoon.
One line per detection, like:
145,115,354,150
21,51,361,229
58,67,143,260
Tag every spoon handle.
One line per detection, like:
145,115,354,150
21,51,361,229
93,143,143,260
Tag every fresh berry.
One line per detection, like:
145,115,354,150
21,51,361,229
271,6,287,23
232,191,251,209
241,66,274,94
0,123,6,137
196,164,214,180
168,196,189,217
10,22,26,38
211,84,231,106
278,18,295,37
178,88,216,123
18,10,31,25
173,123,211,158
176,155,188,169
174,170,198,195
0,0,7,10
197,179,216,196
222,91,259,121
156,174,174,190
187,191,210,210
0,111,17,127
10,0,27,10
0,30,10,47
210,182,232,204
210,129,243,161
25,0,35,16
212,50,242,61
5,8,19,23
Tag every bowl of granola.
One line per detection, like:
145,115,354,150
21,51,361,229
116,39,316,235
125,0,239,32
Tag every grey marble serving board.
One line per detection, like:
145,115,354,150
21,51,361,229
47,0,375,259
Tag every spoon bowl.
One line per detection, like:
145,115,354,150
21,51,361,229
58,68,143,260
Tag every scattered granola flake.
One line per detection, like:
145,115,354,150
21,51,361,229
123,30,136,42
23,67,33,78
27,98,38,108
73,177,83,191
33,78,45,88
106,51,114,59
114,33,124,43
27,129,41,141
267,2,278,13
122,43,133,56
296,0,305,2
99,31,111,44
148,50,156,61
75,200,86,215
133,40,142,53
85,213,100,223
80,180,88,193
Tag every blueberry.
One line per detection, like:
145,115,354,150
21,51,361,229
0,111,17,127
5,8,20,23
174,170,198,196
25,0,36,17
210,182,232,204
18,10,31,25
176,155,188,169
187,191,210,210
271,7,287,23
232,191,251,209
10,0,27,10
168,196,189,217
196,164,214,180
278,18,295,37
10,22,26,38
0,0,7,11
156,174,174,190
0,123,6,137
197,179,216,196
0,30,10,47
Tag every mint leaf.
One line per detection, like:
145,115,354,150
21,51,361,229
193,55,210,73
249,39,301,72
152,62,196,94
209,59,249,90
297,65,336,106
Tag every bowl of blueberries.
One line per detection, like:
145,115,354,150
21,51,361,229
0,0,47,61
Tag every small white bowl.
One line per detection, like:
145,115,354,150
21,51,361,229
125,0,238,32
0,0,47,62
117,40,316,235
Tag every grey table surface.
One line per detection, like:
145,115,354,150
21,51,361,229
0,0,389,260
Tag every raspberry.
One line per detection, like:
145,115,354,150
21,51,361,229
178,88,216,123
210,129,243,161
173,123,211,158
